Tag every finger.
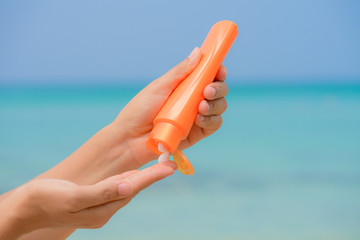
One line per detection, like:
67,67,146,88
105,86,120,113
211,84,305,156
204,81,229,100
198,98,228,116
70,162,177,228
215,65,227,82
195,114,223,130
125,161,177,195
150,47,202,95
104,170,140,182
71,171,140,211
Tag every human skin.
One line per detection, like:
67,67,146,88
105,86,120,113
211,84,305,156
0,47,229,239
0,162,177,240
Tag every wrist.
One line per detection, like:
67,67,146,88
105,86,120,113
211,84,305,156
101,123,142,171
108,121,158,167
34,123,144,186
46,124,139,185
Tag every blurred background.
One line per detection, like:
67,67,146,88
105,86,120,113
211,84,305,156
0,0,359,239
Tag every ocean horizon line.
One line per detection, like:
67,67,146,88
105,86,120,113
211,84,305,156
0,77,360,88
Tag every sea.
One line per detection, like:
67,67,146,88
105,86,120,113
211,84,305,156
0,83,359,240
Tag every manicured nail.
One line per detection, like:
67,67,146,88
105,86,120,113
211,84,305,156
188,47,198,60
117,182,131,196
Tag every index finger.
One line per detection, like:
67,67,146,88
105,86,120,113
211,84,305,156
68,162,176,222
125,162,177,195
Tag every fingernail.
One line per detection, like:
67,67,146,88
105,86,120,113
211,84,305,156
188,47,198,60
117,182,131,196
200,100,210,113
211,87,216,97
167,161,178,170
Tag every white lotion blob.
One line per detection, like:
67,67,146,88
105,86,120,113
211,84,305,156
158,152,170,163
157,143,170,163
158,143,168,153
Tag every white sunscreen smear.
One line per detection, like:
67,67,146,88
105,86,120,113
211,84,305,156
157,143,170,163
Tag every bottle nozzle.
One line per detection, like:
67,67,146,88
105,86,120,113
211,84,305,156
146,121,184,154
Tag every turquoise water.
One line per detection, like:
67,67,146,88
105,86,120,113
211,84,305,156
0,84,359,239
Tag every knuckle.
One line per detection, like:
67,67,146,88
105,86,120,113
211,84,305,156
217,116,223,128
101,188,115,202
208,98,227,114
220,98,228,112
96,219,109,229
148,168,157,179
207,101,214,113
22,181,38,199
80,214,106,229
213,82,228,98
92,223,104,229
223,83,229,95
211,116,223,130
64,188,81,212
128,181,140,195
87,213,111,229
212,83,220,96
199,115,207,124
89,220,106,229
209,116,222,130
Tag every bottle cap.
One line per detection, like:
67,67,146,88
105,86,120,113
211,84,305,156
173,150,194,175
146,121,184,154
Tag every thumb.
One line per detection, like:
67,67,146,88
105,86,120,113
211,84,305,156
74,177,133,210
150,47,202,95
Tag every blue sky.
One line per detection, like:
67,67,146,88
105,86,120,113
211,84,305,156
0,0,359,84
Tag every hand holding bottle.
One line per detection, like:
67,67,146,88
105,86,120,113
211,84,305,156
113,47,229,167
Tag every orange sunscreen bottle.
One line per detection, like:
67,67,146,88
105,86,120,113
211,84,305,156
146,20,238,175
